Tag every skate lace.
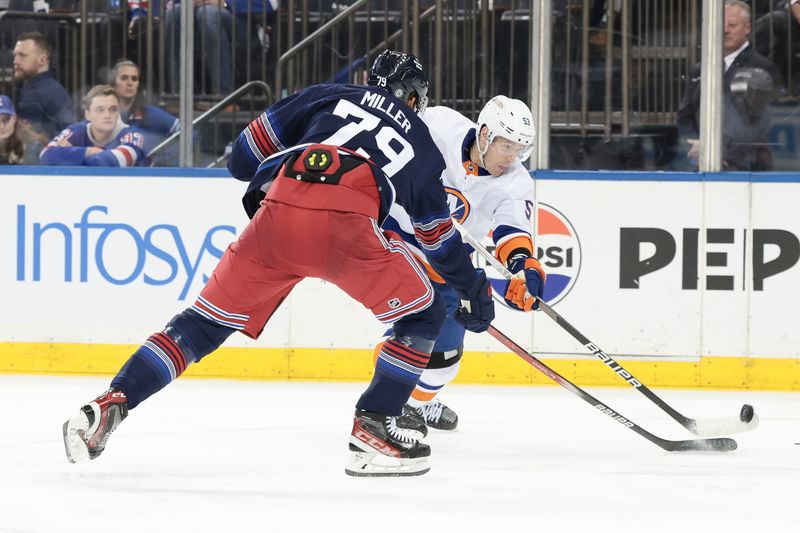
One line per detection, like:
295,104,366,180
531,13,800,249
420,400,444,424
385,416,418,444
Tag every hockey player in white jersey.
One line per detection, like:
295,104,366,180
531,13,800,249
381,95,548,433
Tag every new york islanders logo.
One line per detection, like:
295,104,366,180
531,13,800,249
444,187,470,223
482,203,581,308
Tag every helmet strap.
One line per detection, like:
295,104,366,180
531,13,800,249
475,125,490,168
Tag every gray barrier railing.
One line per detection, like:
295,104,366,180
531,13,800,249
1,0,798,169
270,0,705,130
147,79,272,167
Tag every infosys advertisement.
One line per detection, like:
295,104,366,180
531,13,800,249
1,170,798,360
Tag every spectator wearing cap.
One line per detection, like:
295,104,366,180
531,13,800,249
0,95,49,165
13,31,76,140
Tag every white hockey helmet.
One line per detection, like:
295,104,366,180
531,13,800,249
475,95,536,165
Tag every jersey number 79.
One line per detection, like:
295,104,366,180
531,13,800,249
321,100,414,178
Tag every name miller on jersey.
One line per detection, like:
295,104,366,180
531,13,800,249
361,90,412,133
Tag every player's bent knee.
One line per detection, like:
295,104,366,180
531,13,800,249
394,290,446,341
427,344,463,369
164,308,237,363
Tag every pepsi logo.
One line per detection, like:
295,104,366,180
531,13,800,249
535,203,581,304
481,203,581,309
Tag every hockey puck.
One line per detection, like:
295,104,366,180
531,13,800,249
740,404,755,423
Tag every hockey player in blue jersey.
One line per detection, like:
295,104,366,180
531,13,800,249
226,53,493,319
62,51,494,477
39,85,148,167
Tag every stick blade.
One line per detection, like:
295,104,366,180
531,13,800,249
666,437,738,452
690,412,760,437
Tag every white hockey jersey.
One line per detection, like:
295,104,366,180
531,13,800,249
384,105,536,282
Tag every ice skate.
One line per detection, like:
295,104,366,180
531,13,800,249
63,389,128,463
346,409,431,477
408,398,459,431
399,403,428,438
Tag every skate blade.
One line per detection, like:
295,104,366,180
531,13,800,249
62,413,90,464
345,451,430,477
428,424,458,432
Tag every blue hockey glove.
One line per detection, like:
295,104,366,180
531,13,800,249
505,255,547,310
454,269,495,333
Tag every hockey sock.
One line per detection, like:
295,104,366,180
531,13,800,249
371,339,387,366
111,309,235,409
111,331,189,410
406,344,462,407
357,337,433,416
408,362,461,408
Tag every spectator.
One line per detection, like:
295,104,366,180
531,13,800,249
0,94,48,165
93,1,164,81
228,0,278,86
754,0,800,95
39,85,148,166
127,1,163,38
12,31,76,139
164,0,233,96
111,59,179,154
676,0,780,171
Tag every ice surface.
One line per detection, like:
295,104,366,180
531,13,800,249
1,375,796,532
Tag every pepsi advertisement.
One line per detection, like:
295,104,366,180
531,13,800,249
1,169,798,361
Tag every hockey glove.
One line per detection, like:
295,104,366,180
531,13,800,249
454,269,496,333
504,255,546,311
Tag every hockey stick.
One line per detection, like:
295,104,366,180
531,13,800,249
453,221,758,437
487,325,736,451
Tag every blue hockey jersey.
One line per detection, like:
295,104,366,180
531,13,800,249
123,104,180,155
39,119,148,167
227,83,478,295
124,104,179,137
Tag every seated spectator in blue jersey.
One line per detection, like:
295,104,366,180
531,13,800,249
0,94,49,165
111,59,179,154
13,31,76,140
39,85,148,167
164,0,233,96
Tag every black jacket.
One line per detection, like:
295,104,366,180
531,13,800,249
676,43,780,170
754,0,799,94
16,71,76,140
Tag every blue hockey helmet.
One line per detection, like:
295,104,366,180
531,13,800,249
367,50,429,115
